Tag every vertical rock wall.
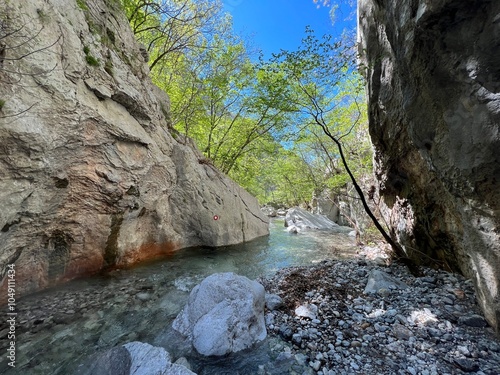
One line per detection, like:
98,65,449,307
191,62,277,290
359,0,500,331
0,0,268,298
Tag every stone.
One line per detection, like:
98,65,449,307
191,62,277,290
265,293,284,310
77,342,195,375
136,293,151,302
295,304,318,320
261,206,277,217
174,357,192,371
172,273,267,356
359,0,500,331
284,207,352,233
123,342,172,375
459,315,488,328
392,323,413,340
364,270,408,295
76,346,132,375
279,324,293,340
0,0,268,300
453,358,480,373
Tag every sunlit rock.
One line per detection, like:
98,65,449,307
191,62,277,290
285,207,335,229
0,0,268,299
359,0,500,330
172,273,267,356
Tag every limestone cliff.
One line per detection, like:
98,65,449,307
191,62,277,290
0,0,268,297
359,0,500,330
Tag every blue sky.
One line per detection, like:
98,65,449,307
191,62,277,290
222,0,356,58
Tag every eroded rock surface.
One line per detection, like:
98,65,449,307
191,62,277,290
359,0,500,330
77,341,196,375
285,207,352,233
0,0,268,298
172,272,267,356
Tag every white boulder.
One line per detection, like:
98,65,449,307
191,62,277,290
285,207,352,232
172,273,267,356
79,341,195,375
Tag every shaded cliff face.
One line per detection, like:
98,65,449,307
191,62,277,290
359,0,500,330
0,0,268,297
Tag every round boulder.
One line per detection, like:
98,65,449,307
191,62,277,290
172,272,267,356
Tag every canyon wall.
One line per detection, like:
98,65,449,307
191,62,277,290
0,0,268,297
359,0,500,330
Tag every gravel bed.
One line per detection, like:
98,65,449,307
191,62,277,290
259,259,500,375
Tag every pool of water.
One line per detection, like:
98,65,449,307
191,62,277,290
1,218,357,374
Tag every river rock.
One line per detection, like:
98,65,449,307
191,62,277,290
172,273,267,356
359,0,500,331
261,206,277,217
0,0,269,300
285,207,351,232
265,293,284,310
295,304,318,320
77,341,195,375
364,269,409,295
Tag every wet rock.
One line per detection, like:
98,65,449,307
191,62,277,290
79,342,196,375
174,357,192,371
172,273,266,356
359,0,500,332
76,346,131,375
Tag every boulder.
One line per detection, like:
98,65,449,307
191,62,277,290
77,341,195,375
359,0,500,330
364,270,409,295
265,293,284,310
0,0,268,299
285,207,352,233
261,206,277,217
172,273,267,356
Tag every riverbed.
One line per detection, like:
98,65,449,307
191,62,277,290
0,219,359,374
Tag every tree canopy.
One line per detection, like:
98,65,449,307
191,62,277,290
122,0,373,212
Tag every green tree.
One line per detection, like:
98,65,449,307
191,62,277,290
122,0,227,72
260,28,407,260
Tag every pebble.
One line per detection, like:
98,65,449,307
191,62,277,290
262,259,500,375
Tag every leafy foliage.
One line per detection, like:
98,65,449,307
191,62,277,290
122,0,373,211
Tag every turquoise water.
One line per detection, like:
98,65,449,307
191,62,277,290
3,218,357,374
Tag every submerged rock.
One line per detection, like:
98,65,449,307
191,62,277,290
172,273,267,356
77,341,195,375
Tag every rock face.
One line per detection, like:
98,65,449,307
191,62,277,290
285,207,352,233
359,0,500,330
0,0,268,298
172,272,267,356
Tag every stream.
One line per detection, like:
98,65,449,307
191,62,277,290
1,218,358,375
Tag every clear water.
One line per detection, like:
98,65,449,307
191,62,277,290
2,219,357,375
